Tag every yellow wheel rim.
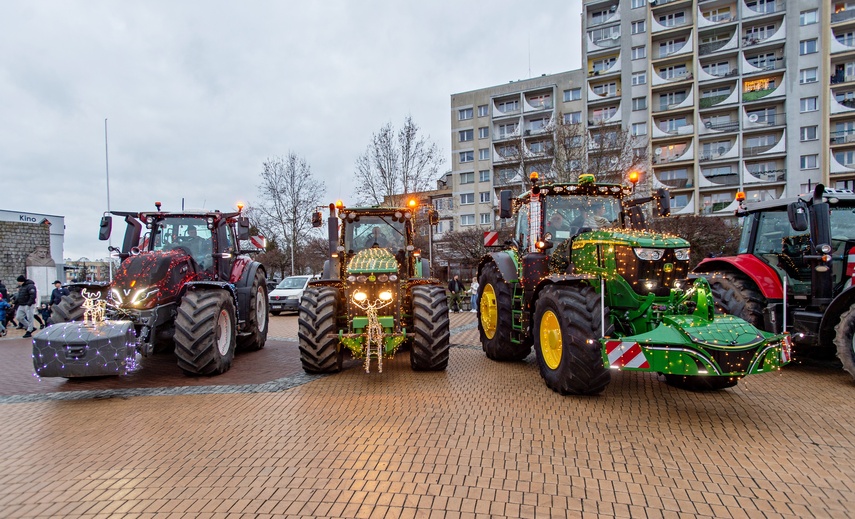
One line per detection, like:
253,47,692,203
540,310,562,370
480,284,497,339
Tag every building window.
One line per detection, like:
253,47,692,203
458,108,473,121
631,0,646,8
631,46,646,60
632,72,647,85
564,111,582,124
800,97,818,112
480,213,491,225
497,99,519,113
460,193,474,205
631,20,646,34
563,88,582,102
478,104,489,117
460,172,474,184
799,126,817,141
479,191,491,203
800,155,818,169
497,122,518,138
479,170,490,182
479,148,490,160
835,152,855,166
799,39,818,55
800,68,818,84
459,129,473,142
478,127,489,139
631,122,647,136
658,12,686,28
800,9,817,26
632,97,647,110
461,214,475,226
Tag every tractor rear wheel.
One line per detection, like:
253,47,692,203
663,374,740,391
410,285,450,371
708,271,766,329
298,287,343,373
237,268,269,352
48,292,85,324
478,261,530,361
533,284,610,395
833,305,855,380
174,290,236,376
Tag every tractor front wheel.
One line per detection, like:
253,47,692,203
478,261,530,361
237,268,269,352
298,287,343,373
174,290,236,376
48,292,85,324
833,305,855,380
533,284,610,395
410,285,450,371
708,271,766,329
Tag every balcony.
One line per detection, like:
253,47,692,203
832,35,855,54
831,70,855,86
652,69,693,87
832,9,855,24
588,34,621,52
698,67,738,82
588,6,619,28
746,168,786,183
742,87,775,103
698,34,736,56
702,174,740,187
831,130,855,145
652,16,693,34
743,1,785,18
699,146,734,162
743,56,785,74
657,176,693,189
699,94,728,108
703,120,739,132
656,39,693,59
743,143,778,157
744,111,784,128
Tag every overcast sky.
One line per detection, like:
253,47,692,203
2,1,583,260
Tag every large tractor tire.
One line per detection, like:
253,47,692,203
533,284,610,395
410,285,450,371
174,290,236,376
48,292,85,324
237,268,269,352
298,286,343,373
708,271,766,329
478,261,530,361
663,374,740,391
833,305,855,380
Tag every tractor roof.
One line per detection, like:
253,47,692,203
741,189,855,213
516,181,634,202
111,210,242,220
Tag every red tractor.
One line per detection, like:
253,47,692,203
46,204,269,376
694,185,855,380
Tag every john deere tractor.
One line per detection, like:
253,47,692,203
45,204,268,377
477,173,791,395
298,200,449,373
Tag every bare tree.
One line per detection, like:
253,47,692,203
438,227,514,272
648,215,740,269
551,118,649,185
255,153,325,276
354,116,445,207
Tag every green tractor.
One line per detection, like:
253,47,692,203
298,200,449,374
477,173,791,394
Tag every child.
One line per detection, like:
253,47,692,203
0,294,10,337
38,303,51,327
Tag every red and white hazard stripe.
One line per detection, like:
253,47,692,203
780,334,793,364
846,247,855,278
605,340,650,369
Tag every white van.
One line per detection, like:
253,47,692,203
268,275,316,315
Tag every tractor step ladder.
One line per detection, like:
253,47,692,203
511,283,526,344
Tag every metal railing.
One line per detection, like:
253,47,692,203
704,120,739,132
830,130,855,144
746,168,786,181
832,10,855,23
743,143,778,156
699,94,729,108
698,39,731,56
743,88,776,102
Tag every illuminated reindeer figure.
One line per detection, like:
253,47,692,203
352,295,394,373
81,288,106,326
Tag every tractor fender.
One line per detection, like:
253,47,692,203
229,256,253,284
819,286,855,347
234,261,266,323
531,274,598,302
183,281,238,314
478,251,519,283
694,255,784,300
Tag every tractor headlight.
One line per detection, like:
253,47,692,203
634,248,665,261
356,275,368,282
379,290,393,301
674,248,690,261
111,288,123,304
388,274,398,281
347,275,357,282
353,291,367,302
643,279,659,291
819,244,832,254
377,274,389,282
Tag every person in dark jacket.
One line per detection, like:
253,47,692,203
49,280,69,308
448,275,464,313
0,294,10,337
0,279,7,301
15,275,37,338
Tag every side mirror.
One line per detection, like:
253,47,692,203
788,201,808,232
98,216,112,241
657,188,671,217
237,216,251,240
499,190,513,219
311,211,323,227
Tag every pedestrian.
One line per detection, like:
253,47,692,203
6,294,17,329
0,294,10,337
15,275,37,338
49,280,69,308
38,303,51,326
448,275,464,313
31,283,45,329
468,276,479,313
0,279,7,301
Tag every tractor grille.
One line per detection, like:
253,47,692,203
708,348,757,374
614,246,689,297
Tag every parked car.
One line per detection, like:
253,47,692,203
269,275,317,315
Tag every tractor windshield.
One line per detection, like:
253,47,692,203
345,216,406,252
543,195,621,242
151,217,215,270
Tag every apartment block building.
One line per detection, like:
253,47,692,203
447,0,855,229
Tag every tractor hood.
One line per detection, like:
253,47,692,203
111,250,196,308
575,229,689,249
347,248,399,275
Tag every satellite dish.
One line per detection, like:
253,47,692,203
611,33,620,40
654,148,663,155
748,113,759,123
718,146,726,155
